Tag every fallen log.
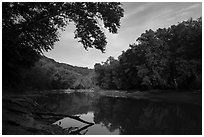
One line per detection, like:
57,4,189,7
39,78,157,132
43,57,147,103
33,112,94,125
69,124,93,135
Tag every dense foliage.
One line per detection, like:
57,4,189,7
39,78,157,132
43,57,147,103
2,2,124,91
20,56,94,90
95,17,202,90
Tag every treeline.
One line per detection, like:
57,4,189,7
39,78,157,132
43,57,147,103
4,56,94,91
94,17,202,90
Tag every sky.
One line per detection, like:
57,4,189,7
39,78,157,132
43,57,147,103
44,2,202,68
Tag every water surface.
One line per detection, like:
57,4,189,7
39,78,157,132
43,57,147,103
37,92,202,135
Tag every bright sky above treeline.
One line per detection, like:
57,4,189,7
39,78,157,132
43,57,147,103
44,2,202,68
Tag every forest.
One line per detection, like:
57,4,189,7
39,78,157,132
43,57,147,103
3,17,202,92
2,2,202,92
94,17,202,91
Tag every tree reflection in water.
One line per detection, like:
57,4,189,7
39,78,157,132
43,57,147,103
93,96,201,135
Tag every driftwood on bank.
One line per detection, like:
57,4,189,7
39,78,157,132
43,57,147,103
33,112,94,134
33,112,94,125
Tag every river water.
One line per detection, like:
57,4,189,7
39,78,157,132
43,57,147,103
36,91,201,135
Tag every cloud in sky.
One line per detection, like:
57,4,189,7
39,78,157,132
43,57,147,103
44,2,202,68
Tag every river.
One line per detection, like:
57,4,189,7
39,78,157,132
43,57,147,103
34,91,202,135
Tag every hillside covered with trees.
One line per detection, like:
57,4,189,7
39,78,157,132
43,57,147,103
4,56,94,91
94,17,202,91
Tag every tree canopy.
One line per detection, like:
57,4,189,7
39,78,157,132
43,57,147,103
3,2,124,53
2,2,124,90
95,17,202,90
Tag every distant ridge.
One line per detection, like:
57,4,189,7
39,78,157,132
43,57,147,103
23,55,94,90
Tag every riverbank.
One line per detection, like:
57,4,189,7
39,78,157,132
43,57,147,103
2,89,202,134
96,89,202,106
2,95,71,135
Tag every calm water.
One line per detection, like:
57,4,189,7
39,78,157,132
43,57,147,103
36,92,202,135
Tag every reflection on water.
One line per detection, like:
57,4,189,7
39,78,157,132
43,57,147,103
79,112,94,123
37,92,202,135
54,112,119,135
93,97,202,135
